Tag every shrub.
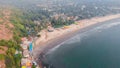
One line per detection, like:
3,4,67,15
0,54,5,60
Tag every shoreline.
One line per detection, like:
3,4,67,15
33,14,120,67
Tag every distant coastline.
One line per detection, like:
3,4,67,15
33,14,120,67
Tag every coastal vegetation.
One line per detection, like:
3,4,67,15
0,39,22,68
0,8,23,68
51,17,74,28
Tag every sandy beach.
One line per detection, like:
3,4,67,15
33,14,120,60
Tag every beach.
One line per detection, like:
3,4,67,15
44,17,120,68
33,14,120,63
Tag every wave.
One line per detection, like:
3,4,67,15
93,22,120,30
85,22,120,35
46,42,65,55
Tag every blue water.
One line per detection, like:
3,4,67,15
45,18,120,68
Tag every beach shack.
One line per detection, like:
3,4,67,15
47,26,54,32
21,58,32,68
21,58,27,66
26,60,32,67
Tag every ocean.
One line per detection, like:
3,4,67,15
44,18,120,68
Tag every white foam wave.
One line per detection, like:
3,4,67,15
86,22,120,35
64,33,88,45
104,22,120,29
94,22,120,30
46,39,67,55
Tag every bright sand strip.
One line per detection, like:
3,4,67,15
33,14,120,58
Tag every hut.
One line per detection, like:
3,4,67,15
47,26,54,32
21,58,27,66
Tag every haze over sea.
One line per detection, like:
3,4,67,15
44,18,120,68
